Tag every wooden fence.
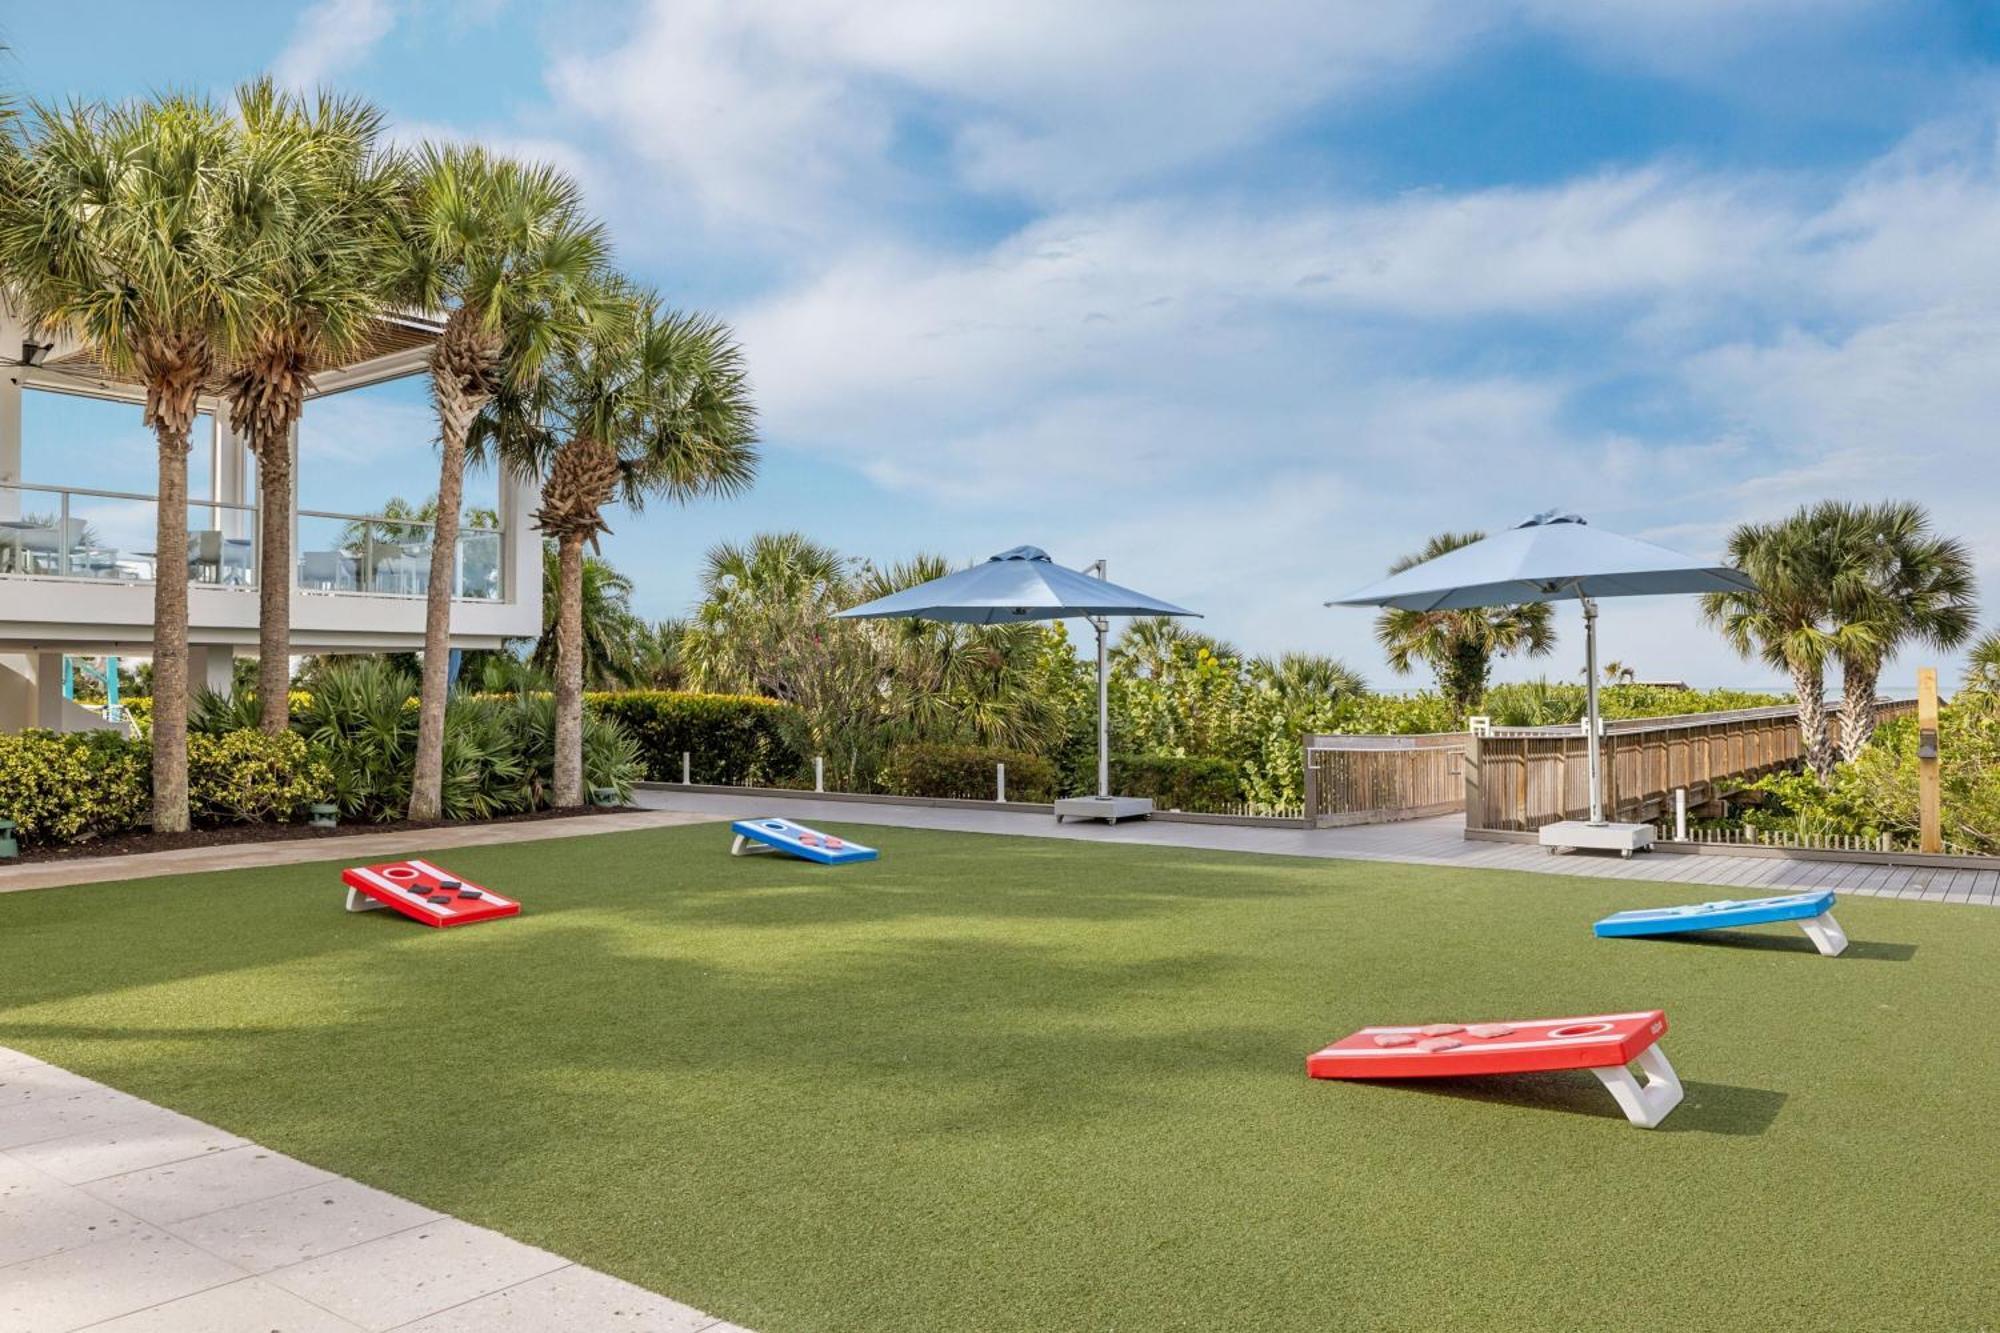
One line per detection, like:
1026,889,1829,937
1303,732,1472,827
1305,699,1914,831
1464,698,1916,833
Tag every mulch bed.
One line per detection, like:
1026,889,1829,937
7,804,639,866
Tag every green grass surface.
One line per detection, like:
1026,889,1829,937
0,826,1995,1331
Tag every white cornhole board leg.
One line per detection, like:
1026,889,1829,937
1588,1044,1684,1129
344,886,387,913
730,834,774,857
1799,911,1849,957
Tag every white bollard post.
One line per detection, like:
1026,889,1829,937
682,751,691,785
1674,787,1687,841
996,762,1007,803
814,756,825,793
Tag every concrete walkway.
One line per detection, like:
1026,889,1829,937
634,789,2000,906
0,809,721,895
0,1046,744,1332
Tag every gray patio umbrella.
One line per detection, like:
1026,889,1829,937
837,545,1199,820
1326,511,1757,846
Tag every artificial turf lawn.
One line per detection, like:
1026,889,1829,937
0,827,1995,1331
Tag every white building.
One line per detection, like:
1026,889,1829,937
0,300,543,732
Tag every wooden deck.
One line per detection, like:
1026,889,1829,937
635,790,2000,907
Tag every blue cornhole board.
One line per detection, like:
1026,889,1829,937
729,817,878,866
1594,889,1847,956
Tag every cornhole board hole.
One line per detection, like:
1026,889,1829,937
342,859,519,928
1307,1010,1683,1129
729,818,878,865
1594,889,1846,957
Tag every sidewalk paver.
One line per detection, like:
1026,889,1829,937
0,1050,745,1332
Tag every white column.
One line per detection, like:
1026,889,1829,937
185,646,233,703
0,361,21,523
34,652,65,730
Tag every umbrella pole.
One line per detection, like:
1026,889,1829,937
1582,593,1604,825
1089,559,1110,800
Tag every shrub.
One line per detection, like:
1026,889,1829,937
187,731,333,824
585,690,803,786
0,730,149,845
190,687,316,735
1106,754,1243,812
503,693,646,807
880,742,1056,803
294,658,420,821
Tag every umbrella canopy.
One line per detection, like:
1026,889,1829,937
1326,511,1757,833
1326,511,1756,611
837,546,1198,624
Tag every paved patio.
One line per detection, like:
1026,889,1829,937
633,788,2000,906
0,1047,744,1332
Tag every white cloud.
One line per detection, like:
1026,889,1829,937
272,0,399,90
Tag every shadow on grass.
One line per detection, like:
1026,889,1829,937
1352,1071,1787,1135
1648,931,1916,962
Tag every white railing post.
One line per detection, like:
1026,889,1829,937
1674,787,1688,841
682,751,691,785
996,762,1006,803
814,756,825,792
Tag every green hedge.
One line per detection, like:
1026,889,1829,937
0,730,149,846
585,690,803,786
1107,754,1243,811
880,742,1057,803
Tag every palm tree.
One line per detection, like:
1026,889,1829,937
1822,500,1976,760
1110,616,1239,679
682,532,850,700
527,543,642,691
0,95,268,832
483,286,756,805
1600,660,1637,685
1249,652,1368,704
1374,531,1556,713
1965,631,2000,696
1701,510,1850,778
389,145,609,820
224,80,400,733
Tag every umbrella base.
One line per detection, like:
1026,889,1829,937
1054,795,1155,824
1539,820,1655,858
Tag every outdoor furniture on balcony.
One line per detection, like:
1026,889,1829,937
300,549,360,591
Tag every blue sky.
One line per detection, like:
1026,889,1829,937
9,1,2000,691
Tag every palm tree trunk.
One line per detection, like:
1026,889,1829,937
408,373,472,822
1792,662,1834,780
255,430,293,733
554,531,586,808
1840,660,1879,763
150,425,192,834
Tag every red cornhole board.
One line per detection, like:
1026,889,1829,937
1307,1010,1682,1128
341,859,518,928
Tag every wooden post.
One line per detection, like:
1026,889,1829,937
1917,667,1942,854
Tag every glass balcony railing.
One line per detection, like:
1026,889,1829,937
0,485,504,602
0,483,255,586
295,509,504,601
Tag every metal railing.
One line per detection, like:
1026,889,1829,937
0,482,255,586
296,508,505,601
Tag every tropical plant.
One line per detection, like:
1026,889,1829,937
1966,632,2000,695
527,542,644,690
1704,506,1873,779
389,143,609,820
631,618,689,689
1374,531,1556,713
1110,616,1239,680
482,284,756,805
0,93,271,832
1600,659,1637,685
225,80,400,733
682,532,850,702
1819,501,1977,761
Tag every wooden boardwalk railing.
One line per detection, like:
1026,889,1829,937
1303,732,1472,827
1465,699,1916,832
1304,699,1914,831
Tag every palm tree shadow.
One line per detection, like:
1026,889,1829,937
1649,931,1916,962
1354,1071,1787,1135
